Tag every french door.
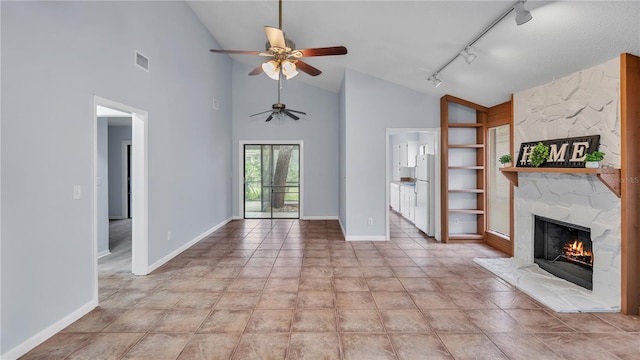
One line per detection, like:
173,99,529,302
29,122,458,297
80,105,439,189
244,144,300,219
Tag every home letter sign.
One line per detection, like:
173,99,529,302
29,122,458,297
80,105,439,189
516,135,600,168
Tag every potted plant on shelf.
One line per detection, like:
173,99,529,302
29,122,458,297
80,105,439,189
584,151,605,168
530,142,549,167
499,154,512,168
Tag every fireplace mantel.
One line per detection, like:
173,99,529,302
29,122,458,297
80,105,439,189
499,167,621,198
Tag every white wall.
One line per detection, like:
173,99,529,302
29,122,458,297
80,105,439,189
97,118,109,256
231,62,340,219
0,1,232,357
107,124,132,219
341,69,440,239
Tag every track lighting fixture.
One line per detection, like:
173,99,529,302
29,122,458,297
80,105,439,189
429,74,442,88
427,0,533,89
514,1,533,26
461,47,477,64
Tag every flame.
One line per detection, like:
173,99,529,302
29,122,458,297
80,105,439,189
564,240,593,265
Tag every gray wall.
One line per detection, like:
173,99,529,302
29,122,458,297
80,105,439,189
97,118,109,255
341,69,440,238
107,124,132,219
231,61,340,219
1,1,232,356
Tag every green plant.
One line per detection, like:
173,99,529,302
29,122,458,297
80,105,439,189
499,154,512,164
530,142,549,167
584,151,605,162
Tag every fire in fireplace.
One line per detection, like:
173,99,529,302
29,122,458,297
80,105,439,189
533,216,593,290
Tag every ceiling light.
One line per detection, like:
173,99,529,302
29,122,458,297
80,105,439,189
262,60,280,80
429,74,442,88
461,47,477,64
281,60,299,80
514,1,533,26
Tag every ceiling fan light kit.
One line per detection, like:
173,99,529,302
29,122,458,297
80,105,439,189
209,0,347,81
427,0,533,88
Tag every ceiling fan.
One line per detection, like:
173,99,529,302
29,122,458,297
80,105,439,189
250,78,305,122
209,0,347,80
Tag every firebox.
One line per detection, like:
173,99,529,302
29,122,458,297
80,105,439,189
533,216,593,290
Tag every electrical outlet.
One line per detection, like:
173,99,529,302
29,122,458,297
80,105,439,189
454,218,460,224
167,231,172,241
367,217,373,225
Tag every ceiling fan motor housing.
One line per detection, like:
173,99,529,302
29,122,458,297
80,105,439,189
272,103,286,111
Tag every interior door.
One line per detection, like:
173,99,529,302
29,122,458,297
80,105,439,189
244,144,300,219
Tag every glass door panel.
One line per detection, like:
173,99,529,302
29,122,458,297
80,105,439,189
244,144,299,219
488,125,510,237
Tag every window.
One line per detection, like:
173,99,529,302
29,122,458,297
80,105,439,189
488,125,510,237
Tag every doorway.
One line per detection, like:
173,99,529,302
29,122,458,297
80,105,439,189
243,144,300,219
93,96,148,298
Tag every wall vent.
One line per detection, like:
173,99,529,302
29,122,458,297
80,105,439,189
135,51,149,72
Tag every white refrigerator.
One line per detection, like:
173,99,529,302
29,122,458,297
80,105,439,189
414,154,435,236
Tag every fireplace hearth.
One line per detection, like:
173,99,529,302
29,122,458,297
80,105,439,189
534,216,593,290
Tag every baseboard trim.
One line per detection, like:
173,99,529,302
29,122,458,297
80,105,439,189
2,299,97,360
97,250,111,259
108,216,126,220
301,215,339,220
232,215,243,220
147,217,232,273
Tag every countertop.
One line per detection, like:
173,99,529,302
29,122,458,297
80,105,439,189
391,181,416,187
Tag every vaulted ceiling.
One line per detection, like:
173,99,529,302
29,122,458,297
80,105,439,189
188,1,640,107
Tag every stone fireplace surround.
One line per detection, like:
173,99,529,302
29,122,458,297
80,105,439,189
476,58,621,312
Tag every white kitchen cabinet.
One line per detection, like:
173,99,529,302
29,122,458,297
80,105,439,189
393,141,419,167
400,186,408,216
393,144,402,167
399,184,416,223
399,143,408,166
408,190,416,222
390,183,400,211
406,141,418,167
392,166,401,181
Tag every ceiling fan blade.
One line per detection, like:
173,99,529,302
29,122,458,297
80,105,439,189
265,114,274,122
296,46,348,57
251,109,272,117
295,60,322,76
284,110,300,120
210,49,261,55
264,26,286,49
287,109,307,115
249,65,264,76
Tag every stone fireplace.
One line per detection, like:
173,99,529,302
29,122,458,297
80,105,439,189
512,57,621,310
476,57,622,312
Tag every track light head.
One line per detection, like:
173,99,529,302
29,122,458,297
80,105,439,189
461,47,477,64
429,74,442,88
514,1,533,26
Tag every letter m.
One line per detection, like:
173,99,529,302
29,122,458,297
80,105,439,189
548,143,569,163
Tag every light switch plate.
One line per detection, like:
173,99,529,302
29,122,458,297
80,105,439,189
73,185,81,200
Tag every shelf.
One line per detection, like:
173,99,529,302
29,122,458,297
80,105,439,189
499,167,621,198
448,166,484,170
449,189,485,193
448,209,485,214
448,123,483,128
448,144,484,149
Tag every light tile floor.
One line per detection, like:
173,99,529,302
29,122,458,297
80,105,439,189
21,213,640,359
